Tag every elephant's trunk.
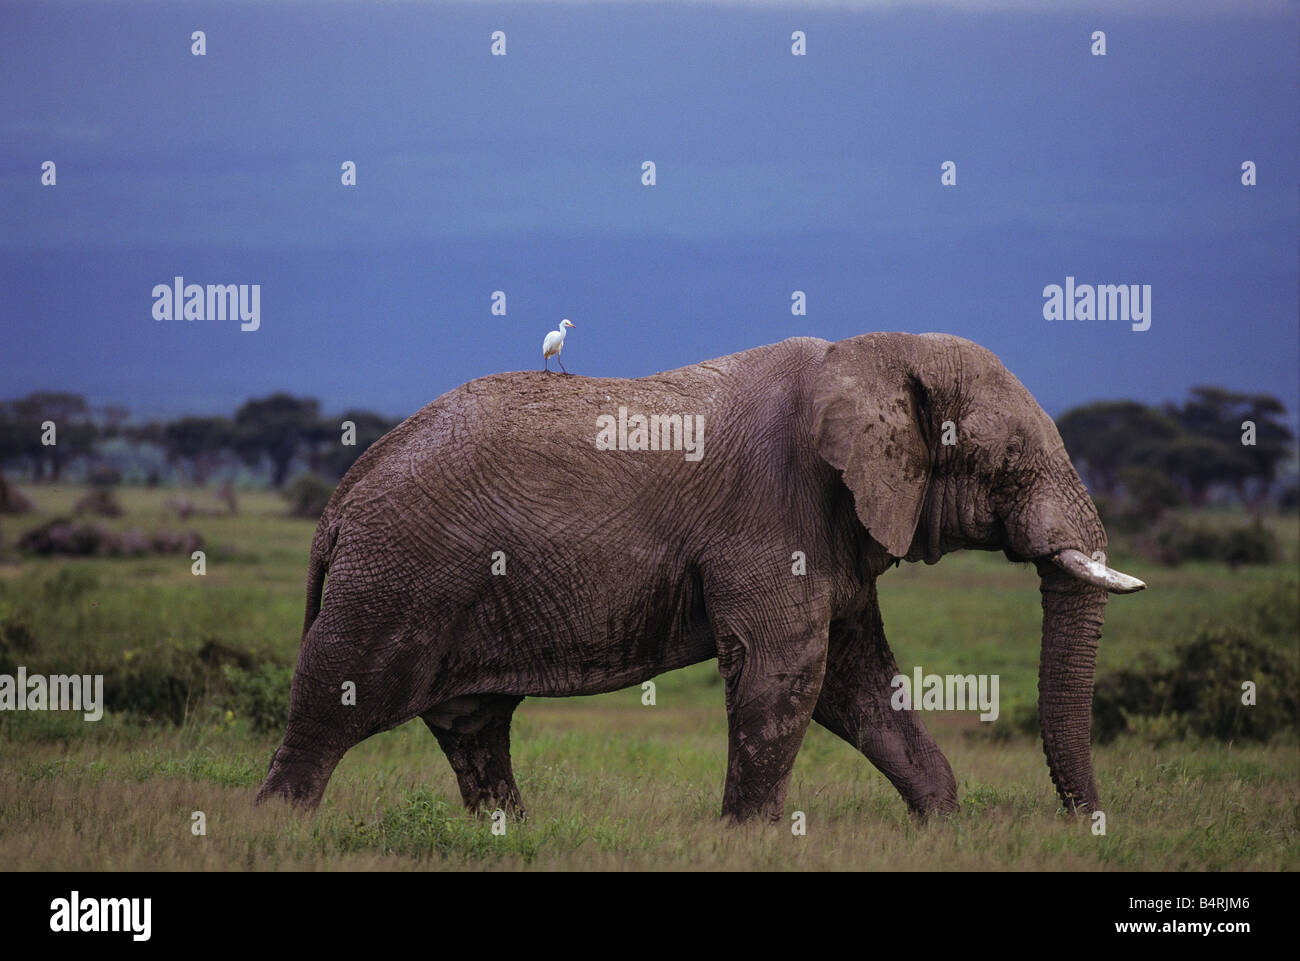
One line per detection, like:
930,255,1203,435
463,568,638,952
1035,561,1107,812
1005,451,1143,812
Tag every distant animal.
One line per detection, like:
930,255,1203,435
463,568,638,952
258,331,1145,823
542,318,576,373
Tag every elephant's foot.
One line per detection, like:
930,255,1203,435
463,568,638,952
256,743,341,811
905,790,960,821
461,781,528,822
720,795,788,825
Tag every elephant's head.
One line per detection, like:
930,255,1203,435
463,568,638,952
812,331,1144,812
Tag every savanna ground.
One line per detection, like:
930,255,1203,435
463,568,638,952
0,485,1295,871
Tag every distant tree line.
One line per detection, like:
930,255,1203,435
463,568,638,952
0,385,1295,508
0,391,398,488
1057,386,1296,511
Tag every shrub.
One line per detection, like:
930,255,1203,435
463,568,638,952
219,663,293,733
283,474,335,519
103,657,202,725
18,519,104,555
198,637,256,671
101,639,285,726
0,476,34,514
979,580,1299,746
0,600,38,674
1146,517,1277,567
1091,627,1297,743
1221,524,1278,566
17,519,202,557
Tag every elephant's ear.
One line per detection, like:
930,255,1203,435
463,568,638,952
812,334,937,558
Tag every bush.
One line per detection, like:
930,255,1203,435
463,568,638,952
1145,517,1277,567
100,639,286,727
0,600,38,674
198,637,256,671
220,663,293,733
1092,627,1297,744
977,580,1299,746
974,701,1040,742
0,476,34,514
1221,524,1278,566
103,656,204,725
283,474,335,519
18,519,104,555
17,519,202,557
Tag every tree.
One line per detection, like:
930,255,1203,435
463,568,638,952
1055,401,1182,496
1131,436,1253,507
231,394,327,487
0,392,96,480
1172,387,1294,504
97,405,132,439
0,404,22,474
314,410,399,479
1117,465,1184,519
163,416,233,484
1058,388,1296,508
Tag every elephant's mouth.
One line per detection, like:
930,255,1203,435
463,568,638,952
1045,548,1146,594
998,516,1146,595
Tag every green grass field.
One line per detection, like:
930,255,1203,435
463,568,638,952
0,485,1295,870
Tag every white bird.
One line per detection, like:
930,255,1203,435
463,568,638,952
542,318,576,373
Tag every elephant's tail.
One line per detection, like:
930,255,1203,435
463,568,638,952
302,555,326,641
302,521,339,642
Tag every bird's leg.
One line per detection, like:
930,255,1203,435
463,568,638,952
558,353,568,374
542,357,550,372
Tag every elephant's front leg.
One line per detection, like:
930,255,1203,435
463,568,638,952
423,694,527,819
812,589,958,818
712,606,829,824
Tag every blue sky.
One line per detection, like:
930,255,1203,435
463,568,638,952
2,0,1296,425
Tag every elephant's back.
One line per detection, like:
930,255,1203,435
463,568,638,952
319,336,831,552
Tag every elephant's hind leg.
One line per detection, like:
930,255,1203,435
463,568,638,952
259,614,444,810
256,661,353,810
423,694,527,819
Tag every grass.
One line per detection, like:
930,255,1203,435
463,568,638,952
0,485,1295,870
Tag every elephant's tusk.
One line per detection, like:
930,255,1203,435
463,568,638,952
1050,549,1146,594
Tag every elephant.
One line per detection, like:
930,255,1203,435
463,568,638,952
257,331,1144,823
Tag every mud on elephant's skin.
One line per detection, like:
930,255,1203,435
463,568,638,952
257,332,1145,822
